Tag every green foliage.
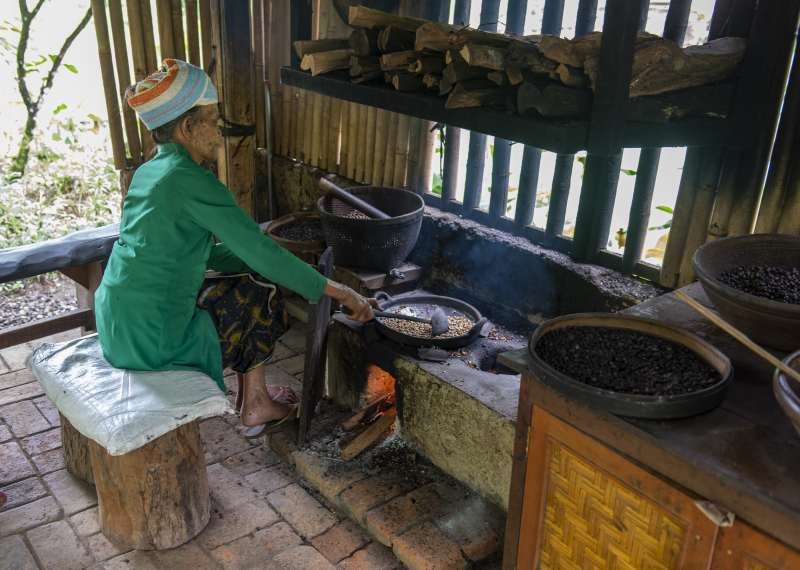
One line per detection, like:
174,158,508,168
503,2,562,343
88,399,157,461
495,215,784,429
431,173,442,195
620,169,637,176
63,63,77,74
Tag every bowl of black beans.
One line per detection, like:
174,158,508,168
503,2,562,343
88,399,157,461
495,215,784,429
528,313,733,419
692,234,800,351
774,350,800,439
266,212,327,253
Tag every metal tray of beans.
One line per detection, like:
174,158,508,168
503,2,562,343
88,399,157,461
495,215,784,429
527,313,733,419
266,211,326,253
373,291,488,349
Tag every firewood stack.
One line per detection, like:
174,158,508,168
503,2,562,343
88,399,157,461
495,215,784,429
294,6,747,120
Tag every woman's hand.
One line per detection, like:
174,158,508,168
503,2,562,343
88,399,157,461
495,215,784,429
324,280,381,322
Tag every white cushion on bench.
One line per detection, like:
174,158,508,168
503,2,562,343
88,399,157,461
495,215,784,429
25,335,232,456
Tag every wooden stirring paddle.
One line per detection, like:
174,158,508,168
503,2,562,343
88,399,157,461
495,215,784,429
674,289,800,385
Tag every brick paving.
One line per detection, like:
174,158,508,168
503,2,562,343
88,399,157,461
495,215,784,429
0,320,505,570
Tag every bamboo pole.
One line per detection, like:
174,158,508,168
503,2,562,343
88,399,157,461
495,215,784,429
364,106,377,184
383,112,399,186
252,0,266,149
311,92,324,167
405,116,421,191
90,0,128,170
126,0,153,159
328,98,342,171
339,101,350,176
186,0,201,66
346,102,359,179
706,148,742,242
155,0,176,60
170,0,187,60
355,105,368,181
312,0,321,40
372,109,390,185
198,0,213,71
139,0,158,71
392,115,411,188
417,119,436,193
295,89,307,161
289,87,299,160
777,152,800,234
304,91,315,163
108,0,143,165
209,0,227,186
320,97,332,170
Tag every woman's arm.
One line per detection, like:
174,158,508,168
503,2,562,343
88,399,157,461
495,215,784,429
206,243,252,273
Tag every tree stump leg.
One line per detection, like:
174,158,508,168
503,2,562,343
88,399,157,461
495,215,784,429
88,420,210,550
59,413,94,485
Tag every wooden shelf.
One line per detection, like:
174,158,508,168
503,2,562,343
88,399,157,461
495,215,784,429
281,66,730,154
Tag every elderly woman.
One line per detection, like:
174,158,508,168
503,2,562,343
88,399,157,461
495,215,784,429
95,59,378,437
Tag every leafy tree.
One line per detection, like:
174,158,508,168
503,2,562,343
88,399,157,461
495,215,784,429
8,1,92,175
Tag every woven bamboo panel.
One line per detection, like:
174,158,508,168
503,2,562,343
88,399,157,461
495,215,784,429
539,442,686,570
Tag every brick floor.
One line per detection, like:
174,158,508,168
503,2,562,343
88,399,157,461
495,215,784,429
0,322,501,569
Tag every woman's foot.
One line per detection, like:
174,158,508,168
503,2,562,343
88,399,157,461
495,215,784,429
240,366,298,427
235,372,244,412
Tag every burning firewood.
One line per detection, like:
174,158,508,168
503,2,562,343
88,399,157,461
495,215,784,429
339,395,397,461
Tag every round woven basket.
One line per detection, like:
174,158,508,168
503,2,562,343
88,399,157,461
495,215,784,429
317,186,424,272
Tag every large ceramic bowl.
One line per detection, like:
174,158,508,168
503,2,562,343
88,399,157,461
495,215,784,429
774,350,800,439
692,234,800,351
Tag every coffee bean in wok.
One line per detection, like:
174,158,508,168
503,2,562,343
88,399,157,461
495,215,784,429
534,326,721,396
271,220,325,242
718,265,800,305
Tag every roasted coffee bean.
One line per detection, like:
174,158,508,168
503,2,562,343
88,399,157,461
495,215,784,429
718,265,800,305
535,326,721,396
271,220,325,242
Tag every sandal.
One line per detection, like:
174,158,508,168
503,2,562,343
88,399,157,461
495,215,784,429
243,405,299,439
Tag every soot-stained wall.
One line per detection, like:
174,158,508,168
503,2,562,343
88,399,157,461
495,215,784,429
258,154,665,323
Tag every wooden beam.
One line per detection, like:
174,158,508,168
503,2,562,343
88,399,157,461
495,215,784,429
0,309,94,350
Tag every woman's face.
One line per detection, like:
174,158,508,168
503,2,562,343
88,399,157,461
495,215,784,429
186,104,221,163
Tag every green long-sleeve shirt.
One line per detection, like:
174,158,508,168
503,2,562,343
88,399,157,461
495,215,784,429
95,143,327,392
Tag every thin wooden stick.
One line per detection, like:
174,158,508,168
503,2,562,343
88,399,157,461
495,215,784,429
311,91,324,167
296,89,308,162
320,96,332,170
155,0,175,60
185,0,201,66
339,101,350,176
108,0,143,165
393,114,411,188
328,98,342,171
364,106,377,184
170,0,187,60
198,0,213,71
382,112,399,186
355,105,369,182
674,290,800,385
346,102,359,179
372,109,390,185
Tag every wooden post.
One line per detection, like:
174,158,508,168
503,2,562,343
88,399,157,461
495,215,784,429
296,89,308,161
89,421,210,551
155,0,176,60
416,119,436,193
60,413,94,485
108,0,143,166
186,0,201,66
90,0,128,171
170,0,187,60
393,114,411,189
281,84,292,156
199,0,213,70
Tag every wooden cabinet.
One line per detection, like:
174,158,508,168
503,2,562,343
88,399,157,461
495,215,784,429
712,521,800,570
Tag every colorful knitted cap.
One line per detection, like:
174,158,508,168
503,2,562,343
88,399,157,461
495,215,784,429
127,59,217,129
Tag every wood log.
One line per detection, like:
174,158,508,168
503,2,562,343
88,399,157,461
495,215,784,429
460,44,508,71
423,73,442,91
539,30,660,68
409,57,446,75
294,38,351,58
301,49,355,75
349,27,380,56
487,71,511,86
393,73,424,90
517,81,591,117
378,25,416,52
349,6,426,33
352,70,384,83
627,82,738,123
505,95,517,114
339,406,396,461
89,420,209,550
446,82,512,109
438,76,454,96
350,55,381,75
415,21,541,53
556,64,590,88
381,50,426,71
442,60,493,84
60,413,94,485
585,36,747,98
506,67,524,84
